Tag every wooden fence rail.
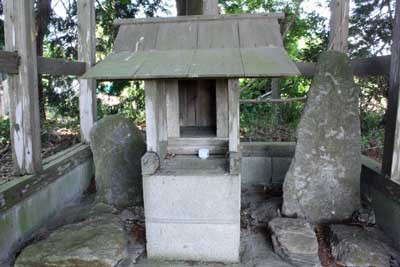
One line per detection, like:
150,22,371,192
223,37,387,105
240,97,307,104
0,53,86,76
37,57,86,76
295,55,391,77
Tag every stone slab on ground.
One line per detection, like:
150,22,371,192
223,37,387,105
15,214,128,267
269,217,321,267
330,224,400,267
282,50,361,223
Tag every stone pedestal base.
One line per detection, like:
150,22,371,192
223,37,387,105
143,171,241,263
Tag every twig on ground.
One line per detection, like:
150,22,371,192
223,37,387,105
0,143,10,159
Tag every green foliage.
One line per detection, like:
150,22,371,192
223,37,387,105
0,118,10,145
349,0,394,160
221,0,327,141
46,1,78,60
240,101,303,142
40,0,167,126
360,111,385,161
357,75,388,159
96,0,167,56
222,0,393,156
350,0,395,57
297,12,329,62
97,81,145,124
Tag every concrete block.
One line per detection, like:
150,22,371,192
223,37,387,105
241,157,272,185
146,222,240,263
272,157,292,184
370,187,400,250
143,174,240,222
143,173,241,263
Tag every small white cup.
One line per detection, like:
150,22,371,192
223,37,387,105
198,148,209,159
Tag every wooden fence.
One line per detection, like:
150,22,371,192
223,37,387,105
1,0,96,175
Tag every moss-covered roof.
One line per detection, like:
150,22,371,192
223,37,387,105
83,13,300,80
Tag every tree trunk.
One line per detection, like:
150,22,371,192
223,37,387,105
175,0,187,16
176,0,207,15
384,0,400,176
36,0,52,122
329,0,350,52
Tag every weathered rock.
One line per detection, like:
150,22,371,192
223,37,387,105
240,228,294,267
269,218,321,267
249,197,282,226
241,186,283,228
141,152,160,175
15,215,128,267
330,225,400,267
119,207,146,265
352,206,376,225
90,115,146,209
282,51,361,223
119,206,144,223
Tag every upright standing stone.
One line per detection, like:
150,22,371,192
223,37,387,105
90,115,146,209
282,51,361,223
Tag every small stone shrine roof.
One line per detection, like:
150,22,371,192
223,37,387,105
83,13,300,80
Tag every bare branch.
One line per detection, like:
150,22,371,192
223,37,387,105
282,0,304,41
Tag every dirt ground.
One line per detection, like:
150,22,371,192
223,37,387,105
0,128,80,185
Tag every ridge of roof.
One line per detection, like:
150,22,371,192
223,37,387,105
114,13,285,26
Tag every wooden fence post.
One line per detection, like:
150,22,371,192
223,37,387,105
78,0,96,143
144,81,167,157
0,81,4,118
4,0,42,175
388,0,400,180
271,78,281,126
166,80,180,138
229,79,240,153
329,0,350,52
216,80,229,138
178,0,218,16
